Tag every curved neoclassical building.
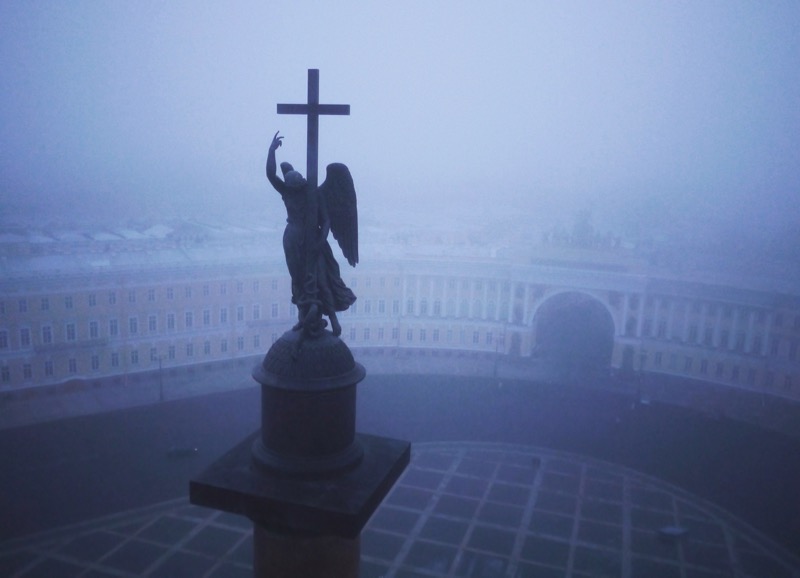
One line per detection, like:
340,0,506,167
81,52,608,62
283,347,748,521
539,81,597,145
1,223,799,431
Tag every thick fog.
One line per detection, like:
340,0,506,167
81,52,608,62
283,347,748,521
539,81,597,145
2,1,799,270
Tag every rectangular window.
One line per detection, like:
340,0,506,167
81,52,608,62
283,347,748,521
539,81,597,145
736,333,746,352
186,343,194,357
66,323,77,341
23,363,32,378
131,350,139,364
272,279,278,290
1,366,9,382
433,329,439,342
237,336,244,351
185,311,193,329
420,329,426,342
108,291,116,305
350,327,357,341
19,299,28,312
363,328,371,341
91,355,99,371
20,328,31,348
364,300,372,314
237,306,244,322
0,331,7,349
220,339,228,353
654,351,663,367
220,282,227,295
68,358,77,373
150,348,158,362
473,331,480,344
148,315,157,332
684,356,693,371
111,353,119,368
42,325,53,344
88,293,96,307
237,281,243,293
700,359,708,374
392,301,400,315
204,341,211,355
185,286,192,298
41,297,49,311
65,296,73,309
89,321,98,339
392,327,398,340
167,287,174,300
167,313,175,330
203,310,211,326
715,362,724,377
486,332,493,345
407,329,413,342
128,317,138,335
128,290,136,303
203,284,210,297
168,345,176,360
253,304,261,320
220,308,228,324
253,280,260,292
407,299,414,314
45,360,54,376
765,371,774,387
148,289,155,302
253,334,261,348
271,303,279,318
109,319,119,337
379,300,386,314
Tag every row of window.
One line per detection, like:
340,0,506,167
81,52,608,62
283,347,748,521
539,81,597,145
614,294,800,327
345,326,502,347
0,304,288,349
347,298,515,321
0,333,275,384
631,321,800,360
0,280,282,314
649,350,793,390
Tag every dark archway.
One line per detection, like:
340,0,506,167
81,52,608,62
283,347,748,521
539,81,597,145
532,292,615,375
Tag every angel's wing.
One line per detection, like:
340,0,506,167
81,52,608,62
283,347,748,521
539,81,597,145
319,162,358,267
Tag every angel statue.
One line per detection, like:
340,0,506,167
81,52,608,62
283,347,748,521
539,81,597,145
266,131,358,338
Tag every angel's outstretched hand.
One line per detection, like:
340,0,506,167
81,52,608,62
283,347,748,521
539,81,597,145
269,131,283,152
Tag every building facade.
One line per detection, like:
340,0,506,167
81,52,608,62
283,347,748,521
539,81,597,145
1,232,799,403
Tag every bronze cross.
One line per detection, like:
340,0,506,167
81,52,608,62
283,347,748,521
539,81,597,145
277,69,350,189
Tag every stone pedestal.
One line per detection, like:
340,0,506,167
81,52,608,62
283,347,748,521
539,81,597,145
190,329,410,577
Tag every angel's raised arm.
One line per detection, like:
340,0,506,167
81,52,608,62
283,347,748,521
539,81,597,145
266,131,289,195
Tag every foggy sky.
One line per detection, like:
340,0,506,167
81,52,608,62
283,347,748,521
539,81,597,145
1,1,799,236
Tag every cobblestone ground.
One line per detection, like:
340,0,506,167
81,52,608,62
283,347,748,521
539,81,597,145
1,442,797,578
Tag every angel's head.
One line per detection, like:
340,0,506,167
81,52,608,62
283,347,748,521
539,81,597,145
284,170,307,189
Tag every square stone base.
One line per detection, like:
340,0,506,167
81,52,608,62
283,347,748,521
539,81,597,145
190,431,410,538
